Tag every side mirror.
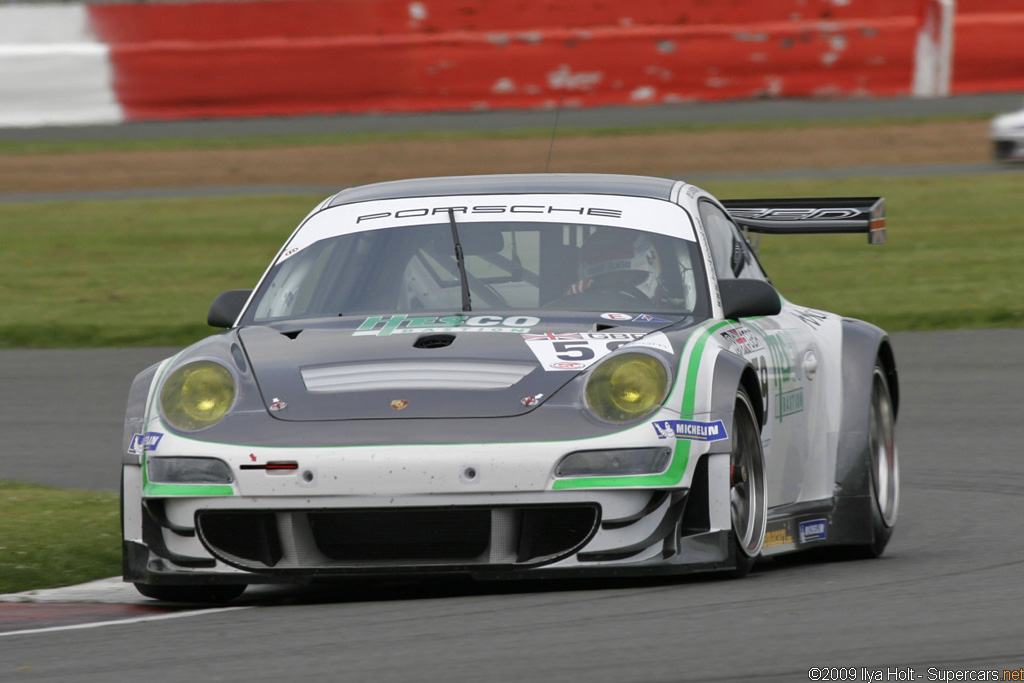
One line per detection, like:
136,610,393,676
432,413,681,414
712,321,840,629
207,289,252,328
719,279,782,320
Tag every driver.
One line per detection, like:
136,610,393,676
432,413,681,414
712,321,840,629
566,229,663,301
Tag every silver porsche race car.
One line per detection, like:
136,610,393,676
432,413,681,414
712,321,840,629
122,173,899,602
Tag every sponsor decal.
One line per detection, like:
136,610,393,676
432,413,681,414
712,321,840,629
764,522,794,548
523,332,582,341
524,331,667,371
793,308,829,329
520,393,544,407
355,314,540,337
776,388,804,420
692,216,721,313
268,397,288,412
633,314,669,323
799,518,828,543
622,331,673,354
357,204,624,223
390,399,409,410
728,207,861,221
128,431,163,456
651,419,728,441
600,312,633,321
720,325,765,355
763,329,805,422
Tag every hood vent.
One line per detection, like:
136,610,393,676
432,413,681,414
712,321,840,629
413,333,455,349
301,360,535,393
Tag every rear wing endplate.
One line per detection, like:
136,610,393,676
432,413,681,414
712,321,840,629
722,197,886,244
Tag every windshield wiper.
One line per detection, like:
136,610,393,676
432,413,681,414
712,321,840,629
448,208,472,312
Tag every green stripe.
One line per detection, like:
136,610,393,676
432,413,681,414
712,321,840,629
552,320,730,489
143,482,235,497
141,445,235,497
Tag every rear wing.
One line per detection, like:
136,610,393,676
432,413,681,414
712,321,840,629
722,197,886,244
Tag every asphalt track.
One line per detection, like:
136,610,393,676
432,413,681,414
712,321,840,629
2,328,1024,680
2,96,1024,679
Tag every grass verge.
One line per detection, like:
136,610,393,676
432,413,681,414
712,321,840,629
0,481,120,595
1,172,1020,349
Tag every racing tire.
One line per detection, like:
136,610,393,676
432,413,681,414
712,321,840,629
134,583,247,603
728,388,768,577
850,363,900,559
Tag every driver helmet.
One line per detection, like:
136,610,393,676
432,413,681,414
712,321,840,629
575,230,662,298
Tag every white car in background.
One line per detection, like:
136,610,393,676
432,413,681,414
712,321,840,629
990,105,1024,160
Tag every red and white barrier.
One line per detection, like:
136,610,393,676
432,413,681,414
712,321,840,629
0,5,123,126
1,0,1023,127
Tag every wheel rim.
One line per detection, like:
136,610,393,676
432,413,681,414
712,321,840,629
868,367,900,527
731,392,767,557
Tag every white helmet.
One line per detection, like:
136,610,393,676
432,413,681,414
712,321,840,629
578,230,662,299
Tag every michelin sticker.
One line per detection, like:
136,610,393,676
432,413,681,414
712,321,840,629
524,331,672,371
799,518,828,543
651,419,728,441
129,431,163,456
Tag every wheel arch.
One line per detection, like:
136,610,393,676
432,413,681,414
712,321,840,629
710,351,764,429
835,318,896,497
123,361,162,466
876,338,899,418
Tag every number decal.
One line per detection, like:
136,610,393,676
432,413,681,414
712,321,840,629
523,331,673,371
552,341,596,361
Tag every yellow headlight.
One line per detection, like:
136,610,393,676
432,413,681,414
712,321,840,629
160,361,235,431
585,353,669,423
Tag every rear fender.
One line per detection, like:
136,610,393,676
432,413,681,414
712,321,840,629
835,319,897,497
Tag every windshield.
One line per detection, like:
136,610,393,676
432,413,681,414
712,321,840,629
245,218,709,324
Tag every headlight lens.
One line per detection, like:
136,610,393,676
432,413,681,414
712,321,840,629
584,352,669,423
147,456,234,484
160,361,236,430
555,447,672,477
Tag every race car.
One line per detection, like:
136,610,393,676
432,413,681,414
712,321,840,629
122,173,899,602
990,104,1024,160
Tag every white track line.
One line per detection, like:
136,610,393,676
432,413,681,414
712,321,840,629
0,605,251,638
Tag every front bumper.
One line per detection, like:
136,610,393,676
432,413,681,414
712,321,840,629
123,450,740,586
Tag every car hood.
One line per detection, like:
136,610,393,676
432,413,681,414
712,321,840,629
237,313,677,421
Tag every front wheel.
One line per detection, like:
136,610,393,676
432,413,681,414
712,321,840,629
729,388,768,577
134,583,247,603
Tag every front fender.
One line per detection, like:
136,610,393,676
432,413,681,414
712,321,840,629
707,350,763,454
122,361,164,465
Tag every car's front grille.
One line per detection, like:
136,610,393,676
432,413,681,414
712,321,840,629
196,505,600,573
309,508,492,562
